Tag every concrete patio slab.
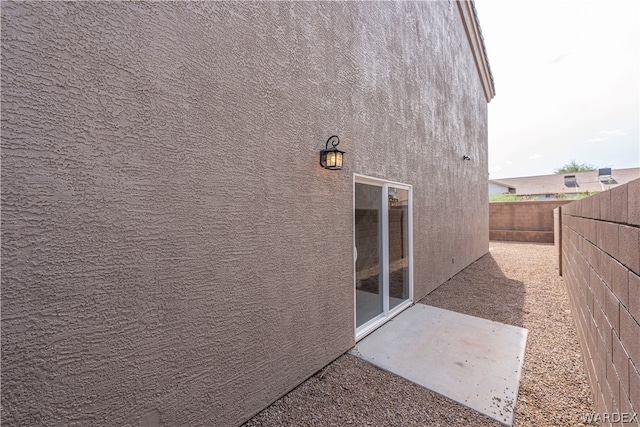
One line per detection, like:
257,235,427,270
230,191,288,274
350,303,528,426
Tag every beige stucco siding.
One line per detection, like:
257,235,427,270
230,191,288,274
1,2,489,426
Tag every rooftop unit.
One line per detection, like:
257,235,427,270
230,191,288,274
598,168,612,181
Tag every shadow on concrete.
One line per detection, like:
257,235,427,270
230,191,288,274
418,249,526,328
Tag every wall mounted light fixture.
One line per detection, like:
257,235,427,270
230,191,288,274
320,135,345,170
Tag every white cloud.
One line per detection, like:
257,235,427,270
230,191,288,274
585,137,606,143
585,129,627,143
505,160,514,165
598,129,626,137
550,53,571,64
529,153,543,159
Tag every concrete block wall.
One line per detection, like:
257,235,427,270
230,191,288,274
355,208,407,272
388,207,408,262
560,179,640,423
490,200,572,243
355,209,380,272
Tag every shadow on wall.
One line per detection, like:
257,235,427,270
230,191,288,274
418,251,526,328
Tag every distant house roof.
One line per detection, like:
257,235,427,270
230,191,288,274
488,180,515,195
490,167,640,196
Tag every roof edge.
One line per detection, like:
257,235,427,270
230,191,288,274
456,0,495,102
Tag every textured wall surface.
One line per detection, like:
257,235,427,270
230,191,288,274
490,200,572,243
1,2,489,426
560,179,640,421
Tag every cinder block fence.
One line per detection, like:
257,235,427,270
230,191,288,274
490,200,572,243
559,179,640,421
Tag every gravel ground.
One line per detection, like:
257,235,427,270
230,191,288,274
245,242,594,426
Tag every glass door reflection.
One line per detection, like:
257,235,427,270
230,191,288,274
388,187,410,310
355,183,383,327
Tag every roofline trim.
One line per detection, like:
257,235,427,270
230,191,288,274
456,0,495,102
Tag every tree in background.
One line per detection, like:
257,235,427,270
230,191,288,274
554,160,597,174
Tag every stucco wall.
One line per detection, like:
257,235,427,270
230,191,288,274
1,2,489,426
560,179,640,419
490,200,572,243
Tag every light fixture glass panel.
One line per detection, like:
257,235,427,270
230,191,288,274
328,152,336,167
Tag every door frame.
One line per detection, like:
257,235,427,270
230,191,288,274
353,173,414,341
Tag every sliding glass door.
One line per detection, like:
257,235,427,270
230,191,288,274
388,186,410,310
354,175,412,339
354,183,384,327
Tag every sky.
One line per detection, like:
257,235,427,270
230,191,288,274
473,0,640,179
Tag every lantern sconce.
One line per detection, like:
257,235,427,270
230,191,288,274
320,135,345,170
